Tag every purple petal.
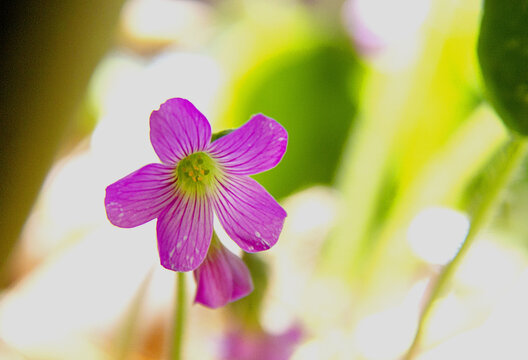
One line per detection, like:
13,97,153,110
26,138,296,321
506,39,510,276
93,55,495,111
207,114,287,175
193,239,253,308
105,163,176,228
212,175,287,252
156,193,213,271
150,98,212,164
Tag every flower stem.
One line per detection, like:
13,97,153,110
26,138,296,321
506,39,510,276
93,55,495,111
404,136,527,359
170,271,186,360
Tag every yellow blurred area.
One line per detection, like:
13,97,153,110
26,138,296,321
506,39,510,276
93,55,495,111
2,0,528,359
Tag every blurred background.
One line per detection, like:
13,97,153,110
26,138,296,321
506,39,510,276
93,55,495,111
1,0,528,359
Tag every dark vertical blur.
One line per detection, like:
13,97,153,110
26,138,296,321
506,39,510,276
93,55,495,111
0,0,125,282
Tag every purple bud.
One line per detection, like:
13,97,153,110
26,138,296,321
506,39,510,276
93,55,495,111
193,234,253,308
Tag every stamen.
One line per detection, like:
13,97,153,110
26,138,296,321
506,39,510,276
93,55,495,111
176,151,218,195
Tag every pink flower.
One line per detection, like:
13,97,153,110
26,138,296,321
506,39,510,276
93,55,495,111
222,324,303,360
105,98,288,272
193,233,253,308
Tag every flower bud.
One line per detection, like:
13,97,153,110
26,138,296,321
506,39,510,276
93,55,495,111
193,233,253,308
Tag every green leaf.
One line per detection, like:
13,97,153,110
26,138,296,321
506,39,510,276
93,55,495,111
226,42,362,199
478,0,528,135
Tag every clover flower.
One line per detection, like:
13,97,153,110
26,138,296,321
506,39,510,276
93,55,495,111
193,232,253,308
105,98,287,272
221,324,303,360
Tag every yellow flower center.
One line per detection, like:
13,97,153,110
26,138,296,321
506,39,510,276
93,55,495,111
176,152,217,195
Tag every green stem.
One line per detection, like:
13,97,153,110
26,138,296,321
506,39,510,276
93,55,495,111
405,136,527,359
170,271,186,360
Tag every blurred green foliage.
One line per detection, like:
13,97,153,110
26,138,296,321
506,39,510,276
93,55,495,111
228,42,362,199
317,0,513,295
478,0,528,135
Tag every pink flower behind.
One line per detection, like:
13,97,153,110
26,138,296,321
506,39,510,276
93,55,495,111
105,98,288,272
193,233,253,308
222,325,303,360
